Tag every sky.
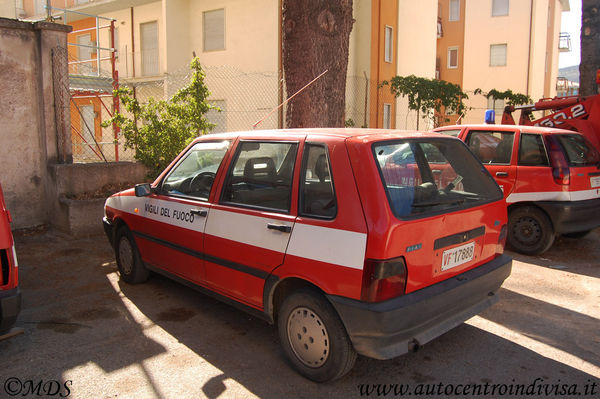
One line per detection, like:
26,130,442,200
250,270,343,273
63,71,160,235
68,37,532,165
559,0,582,68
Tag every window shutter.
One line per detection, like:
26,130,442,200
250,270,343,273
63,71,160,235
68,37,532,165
490,44,507,66
449,0,460,21
492,0,509,16
204,9,225,51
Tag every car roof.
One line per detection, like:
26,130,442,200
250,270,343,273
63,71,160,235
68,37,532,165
434,124,580,135
193,128,457,143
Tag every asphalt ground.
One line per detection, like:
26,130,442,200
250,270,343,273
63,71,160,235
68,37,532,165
0,228,598,398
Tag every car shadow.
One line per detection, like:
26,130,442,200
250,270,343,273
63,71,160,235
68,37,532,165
3,230,598,398
2,231,168,395
506,227,600,279
118,271,599,398
478,287,600,368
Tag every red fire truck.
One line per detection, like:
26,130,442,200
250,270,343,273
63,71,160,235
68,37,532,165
501,94,600,151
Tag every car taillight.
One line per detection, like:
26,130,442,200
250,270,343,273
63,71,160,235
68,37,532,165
361,257,407,302
544,135,570,185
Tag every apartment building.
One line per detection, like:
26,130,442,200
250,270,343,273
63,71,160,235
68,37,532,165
436,0,570,124
14,0,439,162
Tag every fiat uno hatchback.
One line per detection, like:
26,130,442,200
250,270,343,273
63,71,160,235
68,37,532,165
103,129,512,381
434,125,600,255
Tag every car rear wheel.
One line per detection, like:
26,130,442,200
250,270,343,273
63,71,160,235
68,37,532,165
507,206,555,255
115,226,149,284
277,289,356,382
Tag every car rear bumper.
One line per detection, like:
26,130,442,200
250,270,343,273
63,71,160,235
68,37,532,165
537,197,600,234
327,254,512,360
0,287,21,332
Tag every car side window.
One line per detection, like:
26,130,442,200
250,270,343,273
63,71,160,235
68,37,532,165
162,141,230,200
466,131,514,164
299,144,337,219
221,141,298,212
518,134,549,166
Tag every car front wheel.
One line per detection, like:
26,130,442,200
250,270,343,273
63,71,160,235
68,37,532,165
115,226,150,284
277,289,356,382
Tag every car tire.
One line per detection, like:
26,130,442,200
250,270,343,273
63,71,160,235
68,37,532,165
562,230,591,239
115,226,150,284
507,206,555,255
277,289,356,382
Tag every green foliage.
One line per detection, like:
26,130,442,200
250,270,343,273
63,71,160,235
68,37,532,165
476,88,532,106
103,58,218,177
345,118,355,128
381,75,468,128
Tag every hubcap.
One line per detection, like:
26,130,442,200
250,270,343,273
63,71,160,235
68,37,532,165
287,307,329,368
513,216,541,245
118,237,134,275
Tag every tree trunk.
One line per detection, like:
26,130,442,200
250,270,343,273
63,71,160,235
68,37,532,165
282,0,353,128
580,0,600,95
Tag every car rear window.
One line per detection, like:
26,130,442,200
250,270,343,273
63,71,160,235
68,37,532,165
556,134,600,166
373,139,503,218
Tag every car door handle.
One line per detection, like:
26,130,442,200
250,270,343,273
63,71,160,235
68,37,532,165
267,223,292,233
190,209,208,217
495,172,509,177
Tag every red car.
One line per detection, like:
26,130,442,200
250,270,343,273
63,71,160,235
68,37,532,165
434,124,600,255
103,129,511,381
0,183,21,333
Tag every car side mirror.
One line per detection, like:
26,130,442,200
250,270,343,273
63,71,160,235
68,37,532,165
135,183,152,197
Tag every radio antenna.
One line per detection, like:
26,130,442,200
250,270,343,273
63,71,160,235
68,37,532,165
252,69,329,129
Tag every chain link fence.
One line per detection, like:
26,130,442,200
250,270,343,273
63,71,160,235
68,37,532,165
64,59,425,163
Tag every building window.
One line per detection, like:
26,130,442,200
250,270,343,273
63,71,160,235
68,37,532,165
140,21,159,76
490,43,507,66
383,104,392,129
77,34,94,76
80,105,95,144
447,47,458,69
449,0,460,21
204,9,225,52
384,26,393,63
492,0,509,16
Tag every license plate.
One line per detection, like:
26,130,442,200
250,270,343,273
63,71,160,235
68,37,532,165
441,241,475,271
591,176,600,188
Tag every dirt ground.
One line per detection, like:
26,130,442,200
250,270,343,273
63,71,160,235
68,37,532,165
1,227,599,398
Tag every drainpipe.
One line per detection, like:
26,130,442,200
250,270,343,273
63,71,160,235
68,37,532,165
278,0,283,129
131,7,135,78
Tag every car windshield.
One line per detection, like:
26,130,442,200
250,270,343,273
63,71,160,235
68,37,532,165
557,134,600,166
373,138,503,218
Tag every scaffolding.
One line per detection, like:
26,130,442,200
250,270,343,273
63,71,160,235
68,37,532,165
51,6,121,162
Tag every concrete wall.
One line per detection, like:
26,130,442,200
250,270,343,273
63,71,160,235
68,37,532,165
0,18,72,229
49,162,147,235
